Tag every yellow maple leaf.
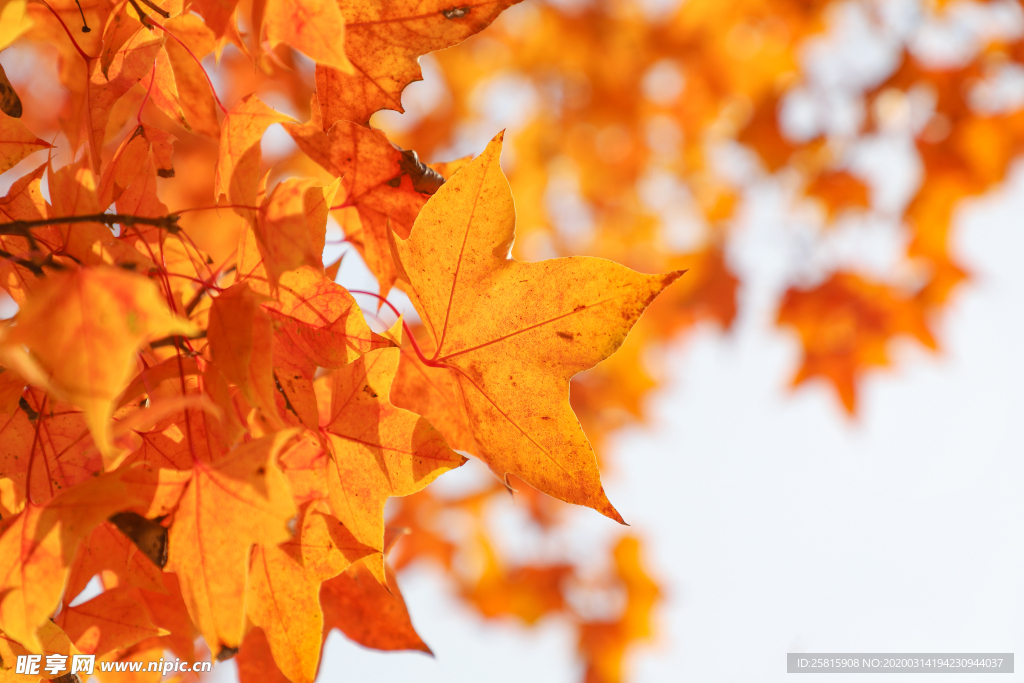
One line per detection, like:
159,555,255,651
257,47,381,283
390,133,682,522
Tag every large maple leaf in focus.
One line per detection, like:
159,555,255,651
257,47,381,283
390,133,682,521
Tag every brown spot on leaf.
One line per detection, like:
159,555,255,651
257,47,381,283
442,6,470,19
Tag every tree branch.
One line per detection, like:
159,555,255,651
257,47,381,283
0,212,180,237
0,248,66,275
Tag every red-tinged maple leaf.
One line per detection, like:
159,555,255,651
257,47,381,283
236,626,292,683
286,99,440,294
83,27,165,173
320,552,432,654
64,522,165,608
161,14,220,139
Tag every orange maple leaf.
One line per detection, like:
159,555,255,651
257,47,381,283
165,431,298,657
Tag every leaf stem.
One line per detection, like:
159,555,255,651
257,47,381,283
138,66,157,124
35,0,94,62
73,0,91,32
348,289,444,368
146,19,229,114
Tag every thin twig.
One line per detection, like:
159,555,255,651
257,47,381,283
138,0,170,18
127,0,153,29
0,249,66,275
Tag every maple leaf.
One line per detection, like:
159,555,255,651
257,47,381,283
161,14,220,138
83,26,165,173
191,0,239,36
260,0,351,73
0,619,80,682
245,502,375,683
777,272,936,413
0,266,196,463
315,0,523,127
4,0,1007,677
321,347,466,567
254,177,340,288
135,573,197,661
320,536,431,654
577,537,660,683
390,133,682,522
56,586,167,657
285,100,439,294
236,627,292,683
43,160,153,270
0,111,49,175
467,547,572,624
0,164,49,306
0,470,136,651
165,430,298,658
64,522,165,608
207,282,280,425
215,95,294,210
0,0,31,54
